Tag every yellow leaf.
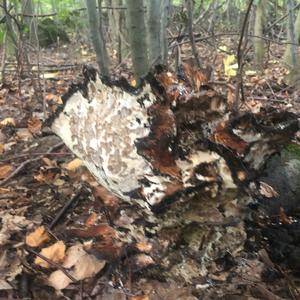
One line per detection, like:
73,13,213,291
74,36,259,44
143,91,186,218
223,55,237,77
63,158,83,171
219,45,228,52
245,70,256,76
26,226,50,248
131,79,137,87
35,241,66,268
42,72,59,79
0,118,16,127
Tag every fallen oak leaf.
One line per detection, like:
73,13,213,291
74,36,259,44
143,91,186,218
48,243,105,290
25,226,50,248
34,240,66,268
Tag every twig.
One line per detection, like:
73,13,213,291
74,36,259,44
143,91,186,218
48,187,84,229
234,0,254,111
0,152,71,163
0,142,64,186
26,247,77,282
266,2,300,32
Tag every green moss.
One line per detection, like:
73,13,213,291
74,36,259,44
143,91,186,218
285,143,300,159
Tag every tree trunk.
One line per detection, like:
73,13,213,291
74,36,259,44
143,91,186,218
126,0,149,81
253,0,266,68
146,0,169,66
146,0,161,66
284,0,298,67
106,0,127,64
85,0,110,76
160,0,169,65
294,6,300,44
22,0,38,45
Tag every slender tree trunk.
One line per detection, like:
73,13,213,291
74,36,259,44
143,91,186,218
294,6,300,44
146,0,169,66
160,0,169,65
284,0,297,67
126,0,149,81
21,0,37,45
2,0,18,57
106,0,127,64
253,0,266,68
85,0,110,76
146,0,161,65
186,0,201,68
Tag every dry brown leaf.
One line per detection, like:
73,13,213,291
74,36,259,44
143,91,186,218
0,212,31,246
0,188,10,193
35,241,66,268
42,157,55,167
73,253,105,280
34,170,57,183
45,93,63,104
279,207,292,225
25,226,50,248
85,212,98,226
0,165,13,179
0,144,4,155
48,243,105,290
63,244,86,268
0,118,16,127
92,185,120,208
27,117,42,134
48,270,72,290
16,128,33,141
63,158,83,171
135,241,153,253
70,224,117,240
259,181,279,198
129,254,154,272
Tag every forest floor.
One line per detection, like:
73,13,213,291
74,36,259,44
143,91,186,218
0,40,300,299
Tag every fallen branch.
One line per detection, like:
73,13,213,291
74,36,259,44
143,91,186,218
0,141,64,187
48,187,84,229
26,247,77,282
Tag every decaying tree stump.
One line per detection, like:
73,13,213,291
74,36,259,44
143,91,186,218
47,64,299,281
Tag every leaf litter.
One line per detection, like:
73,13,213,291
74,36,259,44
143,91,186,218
0,41,299,299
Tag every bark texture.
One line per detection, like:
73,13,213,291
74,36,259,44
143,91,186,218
253,0,266,68
85,0,110,76
126,0,149,80
284,0,298,67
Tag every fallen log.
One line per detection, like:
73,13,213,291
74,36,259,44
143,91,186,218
46,63,299,281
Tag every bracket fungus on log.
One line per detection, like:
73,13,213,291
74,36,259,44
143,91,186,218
47,64,299,280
